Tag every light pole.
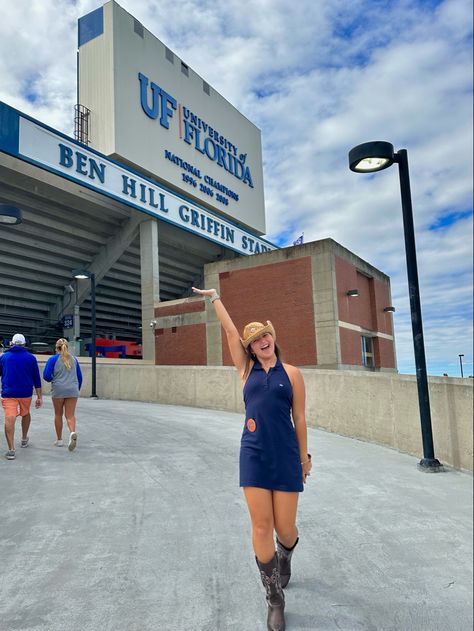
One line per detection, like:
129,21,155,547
72,269,97,398
459,354,464,378
349,141,442,472
0,204,22,225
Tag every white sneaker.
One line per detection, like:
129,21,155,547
54,439,63,447
68,432,77,452
20,437,29,448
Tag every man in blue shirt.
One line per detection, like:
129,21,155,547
0,333,42,460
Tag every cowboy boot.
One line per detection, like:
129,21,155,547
256,553,285,631
276,537,299,588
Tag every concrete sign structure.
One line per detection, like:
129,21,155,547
0,106,274,257
0,0,396,374
78,1,266,234
0,0,275,361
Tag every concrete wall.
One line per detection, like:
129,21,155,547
38,358,473,472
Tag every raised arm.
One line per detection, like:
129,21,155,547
192,287,247,376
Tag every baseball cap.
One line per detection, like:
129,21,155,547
11,333,26,345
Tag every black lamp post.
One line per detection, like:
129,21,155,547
0,204,22,225
458,354,464,378
72,269,97,398
349,141,442,472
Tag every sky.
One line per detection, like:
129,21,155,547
0,0,472,376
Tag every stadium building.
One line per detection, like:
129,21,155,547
0,1,396,372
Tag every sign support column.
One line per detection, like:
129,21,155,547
140,219,160,361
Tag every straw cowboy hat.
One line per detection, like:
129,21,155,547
241,321,276,348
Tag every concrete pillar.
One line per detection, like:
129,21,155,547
69,304,82,356
204,270,222,365
140,219,160,362
311,251,341,368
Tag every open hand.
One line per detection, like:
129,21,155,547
192,287,216,297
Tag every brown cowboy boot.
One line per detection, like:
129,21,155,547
276,537,299,588
256,553,286,631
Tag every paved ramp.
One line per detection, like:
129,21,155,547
1,397,472,631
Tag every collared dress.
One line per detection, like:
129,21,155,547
240,358,303,492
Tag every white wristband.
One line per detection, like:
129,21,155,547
210,292,220,303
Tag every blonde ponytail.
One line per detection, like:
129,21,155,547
55,338,72,370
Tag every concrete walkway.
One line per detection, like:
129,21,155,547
0,397,472,631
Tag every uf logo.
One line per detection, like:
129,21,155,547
138,72,177,129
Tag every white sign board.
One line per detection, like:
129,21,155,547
78,2,266,234
15,113,274,256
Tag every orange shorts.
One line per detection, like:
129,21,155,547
1,397,32,418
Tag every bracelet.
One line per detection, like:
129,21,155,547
301,453,312,465
210,292,220,303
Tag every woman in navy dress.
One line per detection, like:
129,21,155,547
193,287,312,631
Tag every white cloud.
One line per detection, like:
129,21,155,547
0,0,471,375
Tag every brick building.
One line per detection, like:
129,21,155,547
153,238,397,371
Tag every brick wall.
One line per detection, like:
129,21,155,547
154,299,207,365
155,323,207,365
374,337,396,369
371,277,394,336
335,256,374,329
339,327,362,366
219,257,317,366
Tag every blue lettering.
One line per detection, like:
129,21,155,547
159,88,177,130
59,144,73,168
216,145,227,170
75,151,88,176
183,120,194,145
243,166,254,188
139,183,147,203
139,72,159,119
206,217,214,233
88,158,105,183
179,205,189,222
122,175,137,198
242,235,248,250
225,227,235,243
139,72,176,129
227,153,236,175
204,137,217,161
234,159,244,180
148,188,159,208
159,193,169,213
190,209,200,228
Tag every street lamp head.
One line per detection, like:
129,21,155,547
348,141,395,173
0,204,23,225
72,269,91,280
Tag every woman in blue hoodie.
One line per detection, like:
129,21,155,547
43,338,82,451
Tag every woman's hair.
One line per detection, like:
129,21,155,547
243,341,281,381
55,338,72,370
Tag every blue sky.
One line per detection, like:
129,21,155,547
0,0,472,376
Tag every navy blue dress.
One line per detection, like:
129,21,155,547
240,359,303,492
